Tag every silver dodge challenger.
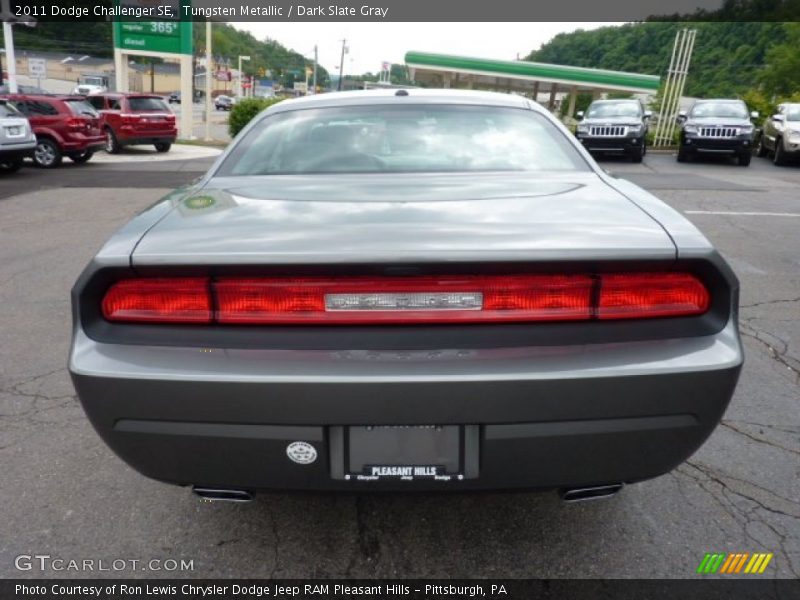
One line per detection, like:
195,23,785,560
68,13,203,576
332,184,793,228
69,89,743,502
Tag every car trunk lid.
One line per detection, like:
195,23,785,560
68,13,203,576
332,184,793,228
131,172,676,265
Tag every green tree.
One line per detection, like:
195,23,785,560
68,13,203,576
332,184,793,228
758,23,800,96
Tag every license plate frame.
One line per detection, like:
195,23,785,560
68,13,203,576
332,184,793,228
344,425,464,482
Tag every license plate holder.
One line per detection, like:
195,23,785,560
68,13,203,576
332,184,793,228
346,425,462,482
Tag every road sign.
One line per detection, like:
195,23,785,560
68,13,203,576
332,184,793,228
112,0,192,56
28,58,46,79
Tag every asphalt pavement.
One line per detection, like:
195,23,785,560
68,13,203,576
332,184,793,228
0,150,797,579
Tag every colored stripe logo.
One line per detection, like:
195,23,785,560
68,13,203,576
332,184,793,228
697,552,773,574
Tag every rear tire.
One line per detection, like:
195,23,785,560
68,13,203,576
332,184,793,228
737,152,751,167
69,150,94,164
0,156,24,173
154,142,172,153
33,138,62,169
773,139,788,166
756,134,768,157
105,128,121,155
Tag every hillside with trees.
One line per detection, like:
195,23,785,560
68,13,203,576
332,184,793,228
527,22,789,99
5,21,328,89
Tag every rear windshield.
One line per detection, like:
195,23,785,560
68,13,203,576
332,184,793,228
690,102,748,119
587,102,641,118
0,102,21,118
218,104,590,176
64,99,99,117
129,97,169,112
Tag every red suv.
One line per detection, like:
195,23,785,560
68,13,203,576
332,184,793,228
87,93,177,154
0,94,105,168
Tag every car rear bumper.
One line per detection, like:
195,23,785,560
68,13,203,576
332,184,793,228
69,318,743,492
119,134,177,146
62,136,106,153
0,143,35,158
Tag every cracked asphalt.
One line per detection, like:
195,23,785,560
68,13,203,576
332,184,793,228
0,151,797,579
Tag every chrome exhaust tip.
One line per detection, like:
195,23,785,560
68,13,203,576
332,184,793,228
192,487,254,503
560,483,624,503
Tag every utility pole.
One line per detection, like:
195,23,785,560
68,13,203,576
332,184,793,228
337,39,347,91
2,20,18,93
204,20,212,141
312,44,317,94
1,0,36,93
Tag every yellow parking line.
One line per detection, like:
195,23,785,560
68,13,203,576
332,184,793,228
758,554,773,573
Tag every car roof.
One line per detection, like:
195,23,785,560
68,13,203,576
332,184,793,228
91,93,164,99
0,93,84,101
693,98,745,103
268,88,535,115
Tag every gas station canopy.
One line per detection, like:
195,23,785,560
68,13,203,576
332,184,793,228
405,51,660,97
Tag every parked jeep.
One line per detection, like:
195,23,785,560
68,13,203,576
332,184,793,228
574,99,651,162
756,102,800,166
677,99,757,166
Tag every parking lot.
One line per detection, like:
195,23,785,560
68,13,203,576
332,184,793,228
0,150,797,579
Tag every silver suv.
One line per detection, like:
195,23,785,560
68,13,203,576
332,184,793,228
575,99,651,163
756,103,800,166
0,99,36,173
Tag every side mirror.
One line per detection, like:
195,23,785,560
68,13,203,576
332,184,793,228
643,110,652,120
772,114,785,123
576,111,584,120
676,111,687,123
750,110,759,119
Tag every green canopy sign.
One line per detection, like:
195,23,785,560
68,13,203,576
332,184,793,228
113,0,193,55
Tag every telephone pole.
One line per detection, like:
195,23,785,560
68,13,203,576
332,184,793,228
312,44,318,94
337,39,347,91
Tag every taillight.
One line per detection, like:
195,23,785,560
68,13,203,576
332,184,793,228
101,278,212,323
66,117,87,132
598,273,709,319
214,275,594,324
100,272,710,325
121,114,141,126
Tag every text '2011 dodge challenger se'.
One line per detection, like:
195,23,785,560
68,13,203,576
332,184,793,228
69,90,743,502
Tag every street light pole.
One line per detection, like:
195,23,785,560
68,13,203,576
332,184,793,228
337,39,347,91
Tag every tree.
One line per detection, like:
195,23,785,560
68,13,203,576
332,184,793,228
758,23,800,97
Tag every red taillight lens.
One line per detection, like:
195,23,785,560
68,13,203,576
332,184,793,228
598,273,710,319
101,278,212,323
100,272,710,325
121,114,141,126
214,275,594,324
66,117,87,131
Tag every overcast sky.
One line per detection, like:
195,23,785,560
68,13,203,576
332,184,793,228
236,23,622,76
